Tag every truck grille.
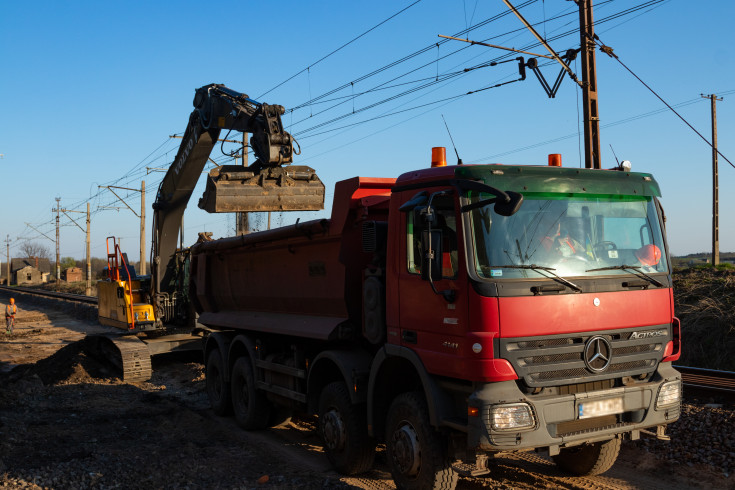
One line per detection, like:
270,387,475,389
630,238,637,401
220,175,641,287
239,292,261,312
499,326,669,387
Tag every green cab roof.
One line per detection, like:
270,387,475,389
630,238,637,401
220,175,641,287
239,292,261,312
454,164,662,197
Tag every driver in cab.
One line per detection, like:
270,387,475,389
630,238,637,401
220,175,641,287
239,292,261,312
541,221,585,258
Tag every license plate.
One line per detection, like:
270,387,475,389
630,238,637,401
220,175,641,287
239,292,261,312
578,397,624,419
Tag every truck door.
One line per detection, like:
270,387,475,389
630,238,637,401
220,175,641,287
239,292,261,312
397,193,469,378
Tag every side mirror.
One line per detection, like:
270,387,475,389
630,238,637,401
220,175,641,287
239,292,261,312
421,229,443,281
400,191,429,212
494,191,524,217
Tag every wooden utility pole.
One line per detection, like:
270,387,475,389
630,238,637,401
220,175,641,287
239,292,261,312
701,93,723,266
53,197,61,287
577,0,601,169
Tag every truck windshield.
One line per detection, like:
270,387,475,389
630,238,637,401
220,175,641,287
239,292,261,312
468,192,668,280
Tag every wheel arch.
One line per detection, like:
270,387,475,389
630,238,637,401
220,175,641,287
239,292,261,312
307,349,373,414
227,333,258,379
203,331,234,382
367,344,455,441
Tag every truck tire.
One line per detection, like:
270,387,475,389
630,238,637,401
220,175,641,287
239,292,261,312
230,357,269,430
385,392,458,490
318,381,375,475
205,349,231,415
553,438,621,476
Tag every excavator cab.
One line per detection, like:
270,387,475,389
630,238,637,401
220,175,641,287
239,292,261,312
97,237,156,331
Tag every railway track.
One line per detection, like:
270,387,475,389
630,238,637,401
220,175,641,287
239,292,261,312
676,365,735,398
0,285,97,305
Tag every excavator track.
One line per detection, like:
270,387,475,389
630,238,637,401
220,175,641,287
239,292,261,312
86,334,153,383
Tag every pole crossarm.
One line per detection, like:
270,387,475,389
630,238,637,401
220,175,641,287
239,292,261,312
169,134,242,144
501,0,583,87
59,208,86,233
438,34,554,59
98,185,140,218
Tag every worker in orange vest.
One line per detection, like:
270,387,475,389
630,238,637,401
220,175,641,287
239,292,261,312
5,298,16,334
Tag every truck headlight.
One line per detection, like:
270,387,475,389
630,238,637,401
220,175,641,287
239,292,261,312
656,380,681,409
490,403,535,431
134,312,139,321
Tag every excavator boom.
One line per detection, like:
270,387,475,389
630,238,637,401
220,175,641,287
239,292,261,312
153,84,325,306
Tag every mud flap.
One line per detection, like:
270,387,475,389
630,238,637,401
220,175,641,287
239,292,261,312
198,164,325,212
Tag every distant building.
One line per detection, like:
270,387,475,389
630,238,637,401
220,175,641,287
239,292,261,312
11,257,52,285
63,267,83,282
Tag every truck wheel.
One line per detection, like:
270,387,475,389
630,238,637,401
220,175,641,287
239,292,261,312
385,392,458,490
230,357,269,430
318,381,375,475
205,349,231,415
553,438,621,476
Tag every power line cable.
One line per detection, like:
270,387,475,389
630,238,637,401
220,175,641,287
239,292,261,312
257,0,425,99
594,35,734,169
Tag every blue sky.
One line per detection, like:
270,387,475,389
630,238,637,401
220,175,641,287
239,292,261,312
1,0,733,262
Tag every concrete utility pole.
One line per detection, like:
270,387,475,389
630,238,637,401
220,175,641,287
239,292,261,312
701,93,723,266
53,197,61,287
59,205,92,295
236,132,250,235
98,181,146,275
576,0,602,169
86,203,92,295
140,181,146,275
4,235,10,286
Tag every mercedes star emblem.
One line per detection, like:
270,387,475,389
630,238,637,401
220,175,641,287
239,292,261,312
584,335,612,373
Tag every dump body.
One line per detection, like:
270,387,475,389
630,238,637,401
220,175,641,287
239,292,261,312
191,176,394,339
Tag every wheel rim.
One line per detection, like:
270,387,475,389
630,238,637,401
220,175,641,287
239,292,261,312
234,375,250,412
321,408,346,451
208,362,223,400
391,421,421,477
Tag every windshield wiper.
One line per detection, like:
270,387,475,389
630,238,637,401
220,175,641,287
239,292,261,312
585,264,664,288
493,264,582,292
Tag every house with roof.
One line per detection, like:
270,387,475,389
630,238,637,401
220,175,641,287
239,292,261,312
11,257,52,285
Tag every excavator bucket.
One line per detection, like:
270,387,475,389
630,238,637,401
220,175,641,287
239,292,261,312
198,165,325,212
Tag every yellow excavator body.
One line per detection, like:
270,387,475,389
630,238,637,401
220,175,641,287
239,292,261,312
97,278,157,330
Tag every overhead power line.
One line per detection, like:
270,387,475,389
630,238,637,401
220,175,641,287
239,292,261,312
594,35,734,169
257,0,425,99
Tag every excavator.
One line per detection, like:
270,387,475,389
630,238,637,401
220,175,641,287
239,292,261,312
94,84,325,381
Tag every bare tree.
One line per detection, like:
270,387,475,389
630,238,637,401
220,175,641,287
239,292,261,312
19,241,51,260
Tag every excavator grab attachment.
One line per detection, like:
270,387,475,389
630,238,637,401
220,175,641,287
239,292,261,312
198,164,325,212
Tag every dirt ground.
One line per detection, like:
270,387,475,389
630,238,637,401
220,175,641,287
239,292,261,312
0,295,733,489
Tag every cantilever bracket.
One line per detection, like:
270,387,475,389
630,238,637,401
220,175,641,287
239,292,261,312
527,49,580,98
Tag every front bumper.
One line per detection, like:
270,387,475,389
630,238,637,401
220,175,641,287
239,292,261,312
467,362,680,451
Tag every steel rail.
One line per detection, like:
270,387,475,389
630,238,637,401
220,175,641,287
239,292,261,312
0,285,97,305
676,365,735,396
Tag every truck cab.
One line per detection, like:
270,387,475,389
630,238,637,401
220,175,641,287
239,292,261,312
380,161,681,481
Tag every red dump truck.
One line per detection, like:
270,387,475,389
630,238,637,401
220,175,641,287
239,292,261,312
191,152,681,489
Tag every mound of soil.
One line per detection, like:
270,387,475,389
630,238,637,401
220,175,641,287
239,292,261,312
7,338,119,386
